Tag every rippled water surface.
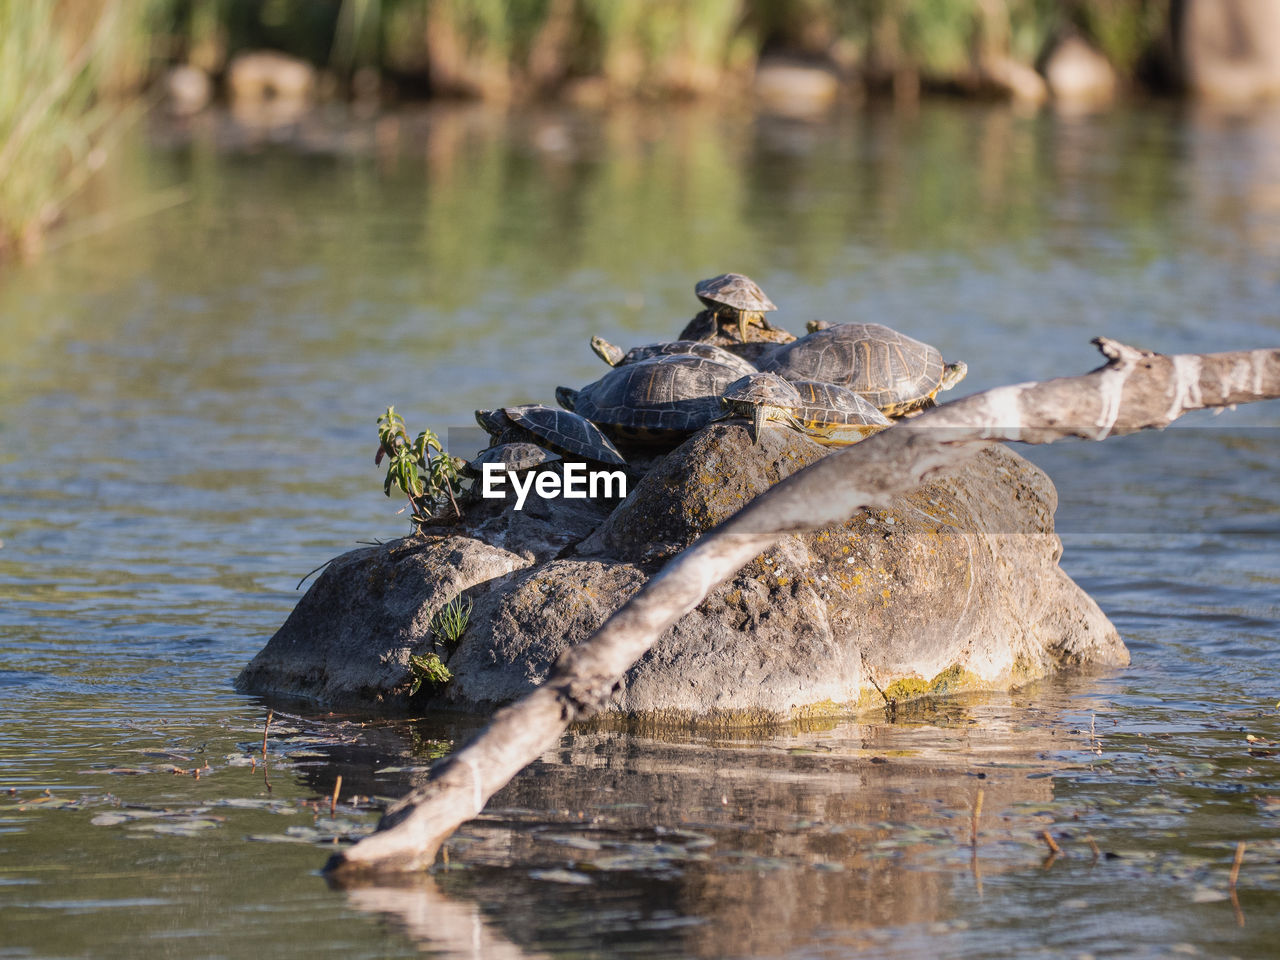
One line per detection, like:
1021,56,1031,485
1,102,1278,959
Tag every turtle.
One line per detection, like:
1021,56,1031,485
589,336,758,376
556,354,744,445
719,373,891,445
787,379,892,445
680,273,793,350
718,372,805,444
759,322,968,417
462,442,561,479
474,405,626,466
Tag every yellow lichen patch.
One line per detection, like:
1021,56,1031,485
926,664,983,695
789,714,843,734
1009,653,1043,684
862,665,989,708
855,685,890,711
789,698,848,723
884,676,931,700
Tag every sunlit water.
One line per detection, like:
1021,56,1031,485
1,101,1278,959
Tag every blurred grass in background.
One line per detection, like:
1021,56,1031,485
0,0,142,258
153,0,1171,96
0,0,1179,260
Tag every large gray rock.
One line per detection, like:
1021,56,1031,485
237,424,1127,722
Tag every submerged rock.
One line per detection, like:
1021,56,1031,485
226,51,317,106
237,426,1126,723
754,57,840,119
1043,36,1117,108
1178,0,1280,105
165,65,212,116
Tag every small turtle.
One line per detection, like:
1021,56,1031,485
557,354,743,445
693,272,779,343
589,336,757,376
475,405,626,466
760,322,967,417
719,372,805,444
720,373,893,446
463,442,561,479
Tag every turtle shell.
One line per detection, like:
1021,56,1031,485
789,380,892,445
592,336,757,376
464,442,560,477
718,372,805,443
721,372,804,408
760,322,950,416
568,355,743,436
481,405,626,465
694,273,777,314
790,380,892,428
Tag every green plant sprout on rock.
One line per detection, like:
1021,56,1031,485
407,594,473,696
432,593,473,651
408,652,452,695
376,406,466,529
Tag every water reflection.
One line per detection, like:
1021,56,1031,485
340,879,552,960
323,686,1108,959
1,97,1278,959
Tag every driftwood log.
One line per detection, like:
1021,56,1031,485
325,339,1280,876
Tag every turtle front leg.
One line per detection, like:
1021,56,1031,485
737,310,749,343
751,404,767,444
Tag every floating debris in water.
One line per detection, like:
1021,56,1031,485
530,868,594,885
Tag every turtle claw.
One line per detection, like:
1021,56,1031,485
751,404,767,444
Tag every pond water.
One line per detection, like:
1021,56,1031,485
1,100,1278,959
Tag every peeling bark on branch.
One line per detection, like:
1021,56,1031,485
325,340,1280,876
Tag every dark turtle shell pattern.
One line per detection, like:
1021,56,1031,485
760,322,948,416
464,442,561,477
567,355,744,434
694,273,777,314
477,405,626,465
591,336,758,376
789,380,892,428
721,372,803,408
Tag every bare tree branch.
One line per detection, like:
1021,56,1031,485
325,339,1280,876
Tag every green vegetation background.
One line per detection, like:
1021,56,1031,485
0,0,1174,257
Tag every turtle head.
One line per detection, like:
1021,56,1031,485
475,409,508,438
554,386,579,412
940,360,968,392
806,319,831,334
589,336,624,367
717,395,763,440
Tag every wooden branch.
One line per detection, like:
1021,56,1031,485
325,339,1280,876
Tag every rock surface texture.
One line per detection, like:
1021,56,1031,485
237,425,1126,723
